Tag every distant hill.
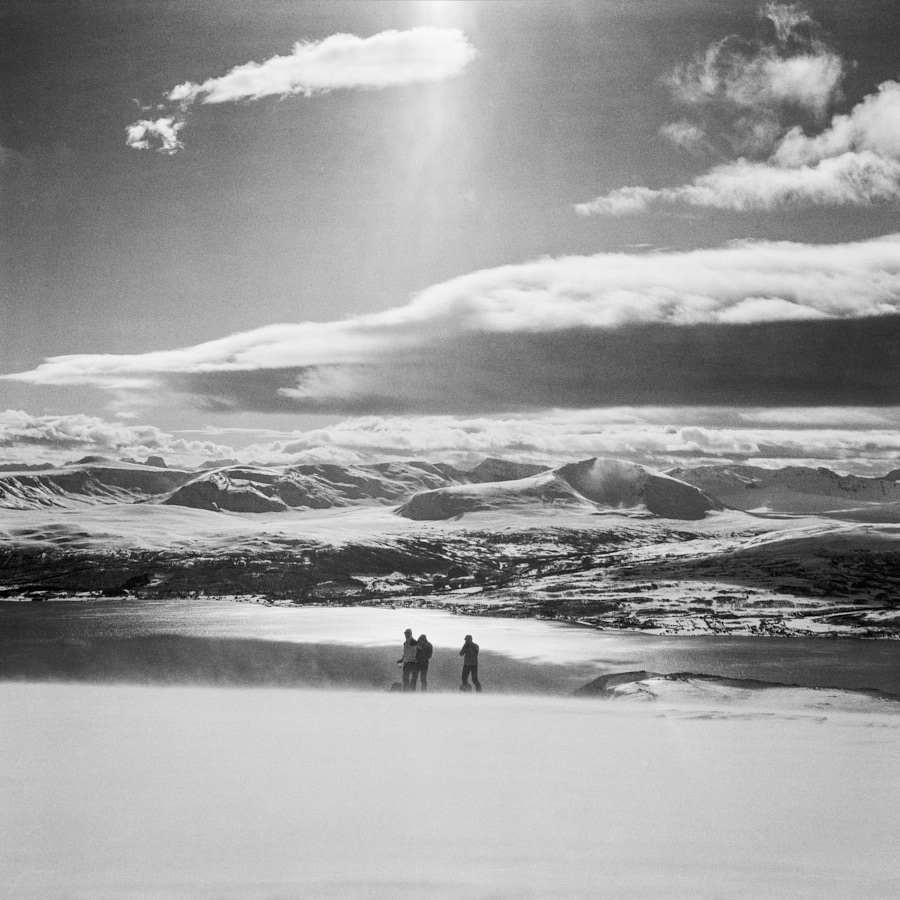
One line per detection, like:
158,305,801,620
0,455,559,513
398,458,722,521
466,458,549,483
162,462,469,513
0,463,54,473
0,461,194,510
198,458,240,470
23,456,880,519
669,464,900,516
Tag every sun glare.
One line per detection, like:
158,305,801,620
414,0,472,27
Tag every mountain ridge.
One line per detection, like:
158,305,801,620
398,458,723,521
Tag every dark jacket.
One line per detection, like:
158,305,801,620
416,639,433,664
459,641,479,665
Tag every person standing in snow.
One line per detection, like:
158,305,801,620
459,634,482,692
398,628,419,691
412,633,433,692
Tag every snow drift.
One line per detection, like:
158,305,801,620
574,669,899,709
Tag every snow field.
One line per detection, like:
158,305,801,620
2,682,899,899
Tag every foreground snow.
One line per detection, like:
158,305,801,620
2,682,898,900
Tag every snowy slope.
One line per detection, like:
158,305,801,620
162,461,467,512
575,669,899,709
467,457,550,483
0,460,194,510
399,457,722,521
669,464,900,515
4,682,898,900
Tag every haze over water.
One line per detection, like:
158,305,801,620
4,599,900,695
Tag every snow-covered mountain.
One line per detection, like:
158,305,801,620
0,460,194,510
668,464,900,516
6,456,900,523
398,458,722,521
466,458,549,483
0,456,557,514
162,462,469,513
2,455,900,637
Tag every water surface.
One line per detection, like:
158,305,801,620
3,598,900,694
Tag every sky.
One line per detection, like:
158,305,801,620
3,0,900,472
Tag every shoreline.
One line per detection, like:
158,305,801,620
5,598,900,696
4,590,900,640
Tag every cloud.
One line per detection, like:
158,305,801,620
7,235,900,414
127,28,476,154
774,80,900,166
222,410,900,475
4,408,900,474
576,150,900,214
170,27,477,104
660,121,711,153
668,2,843,118
0,410,229,466
125,117,184,155
762,2,814,42
574,4,900,215
669,40,843,117
575,186,661,216
580,77,900,214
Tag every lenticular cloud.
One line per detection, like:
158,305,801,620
127,27,476,154
7,235,900,414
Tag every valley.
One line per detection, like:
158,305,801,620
1,455,899,638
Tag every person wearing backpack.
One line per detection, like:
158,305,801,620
412,634,433,692
459,634,482,692
397,628,419,691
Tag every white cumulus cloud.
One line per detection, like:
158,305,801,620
774,80,900,166
660,121,711,153
127,28,476,154
0,410,230,467
577,150,900,215
4,408,900,474
762,2,813,42
125,117,184,155
235,409,900,475
669,42,843,117
668,1,844,120
574,4,900,215
170,27,476,104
